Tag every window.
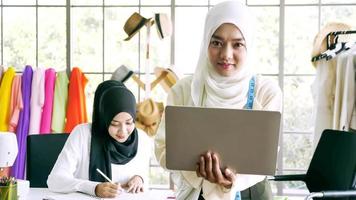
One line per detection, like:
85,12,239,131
1,0,355,197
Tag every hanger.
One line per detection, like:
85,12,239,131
311,30,356,62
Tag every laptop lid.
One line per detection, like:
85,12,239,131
165,106,281,175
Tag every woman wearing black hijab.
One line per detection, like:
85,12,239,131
47,80,152,198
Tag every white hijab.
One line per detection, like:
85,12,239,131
191,0,255,108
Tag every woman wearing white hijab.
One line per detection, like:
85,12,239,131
155,1,282,200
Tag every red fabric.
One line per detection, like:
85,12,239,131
64,67,88,133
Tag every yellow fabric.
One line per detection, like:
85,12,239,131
0,67,16,131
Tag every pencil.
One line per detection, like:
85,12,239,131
96,168,114,184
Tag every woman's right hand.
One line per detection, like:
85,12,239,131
95,182,121,198
196,151,236,189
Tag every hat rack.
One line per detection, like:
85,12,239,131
131,70,169,90
123,12,173,99
311,30,356,62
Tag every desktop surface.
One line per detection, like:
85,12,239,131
27,188,175,200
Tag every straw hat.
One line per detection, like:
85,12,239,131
123,12,153,41
154,13,172,40
136,98,164,136
154,67,179,93
311,22,351,67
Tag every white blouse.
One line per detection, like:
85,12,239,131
47,123,152,196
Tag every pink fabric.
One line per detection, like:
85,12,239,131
9,75,23,132
40,68,56,134
29,68,45,135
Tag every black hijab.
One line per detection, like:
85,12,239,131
89,80,138,182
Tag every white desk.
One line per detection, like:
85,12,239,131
27,188,175,200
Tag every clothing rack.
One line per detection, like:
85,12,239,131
311,30,356,62
326,30,356,49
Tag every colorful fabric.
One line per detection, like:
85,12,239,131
29,68,45,135
51,71,69,133
64,67,88,133
40,68,56,134
9,75,23,132
0,67,16,131
11,65,33,179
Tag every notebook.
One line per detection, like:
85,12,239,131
165,106,281,175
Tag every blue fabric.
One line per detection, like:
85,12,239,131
236,76,256,200
235,191,241,200
244,76,255,109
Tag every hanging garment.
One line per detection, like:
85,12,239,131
40,68,56,134
332,50,355,131
64,67,88,133
312,46,356,146
9,75,23,132
11,65,33,179
29,68,45,135
0,67,16,131
51,71,69,133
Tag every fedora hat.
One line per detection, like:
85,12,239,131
123,12,153,41
136,98,164,136
111,65,133,83
154,13,172,40
311,22,351,67
154,67,179,93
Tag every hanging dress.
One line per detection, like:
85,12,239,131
0,67,16,131
9,75,23,132
311,46,356,146
11,65,33,179
40,68,56,134
64,67,88,133
51,71,69,133
29,68,45,135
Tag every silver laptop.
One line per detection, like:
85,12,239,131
165,106,281,176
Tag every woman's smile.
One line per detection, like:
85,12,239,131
116,134,125,140
218,62,235,70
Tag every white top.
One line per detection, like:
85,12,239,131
47,123,153,196
311,46,356,147
155,75,282,200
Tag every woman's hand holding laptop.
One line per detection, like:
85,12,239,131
196,151,236,189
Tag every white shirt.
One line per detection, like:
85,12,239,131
311,46,356,147
47,123,152,196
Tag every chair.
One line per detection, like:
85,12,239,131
269,129,356,200
26,134,69,188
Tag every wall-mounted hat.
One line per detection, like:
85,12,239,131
136,98,164,137
154,67,179,93
311,22,351,67
154,13,172,40
123,12,153,41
